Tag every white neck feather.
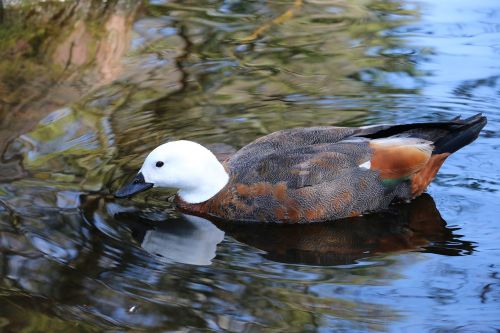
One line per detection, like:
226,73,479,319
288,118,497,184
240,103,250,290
177,164,229,204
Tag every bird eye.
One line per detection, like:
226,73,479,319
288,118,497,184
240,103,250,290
156,161,164,168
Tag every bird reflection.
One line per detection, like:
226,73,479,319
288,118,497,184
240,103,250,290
215,194,474,265
114,194,474,266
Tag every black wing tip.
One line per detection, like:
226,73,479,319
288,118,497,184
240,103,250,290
454,113,487,126
433,113,487,154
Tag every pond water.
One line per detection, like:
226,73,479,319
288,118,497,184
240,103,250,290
0,0,499,332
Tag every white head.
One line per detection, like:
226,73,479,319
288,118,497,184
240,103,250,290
115,140,229,204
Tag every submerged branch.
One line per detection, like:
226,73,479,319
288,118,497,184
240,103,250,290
240,0,302,43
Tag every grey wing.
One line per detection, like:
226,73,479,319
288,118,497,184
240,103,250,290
223,139,393,222
226,126,358,181
228,139,373,189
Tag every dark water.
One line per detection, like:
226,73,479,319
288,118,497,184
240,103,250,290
1,0,499,332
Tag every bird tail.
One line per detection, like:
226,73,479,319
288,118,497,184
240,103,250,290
357,113,487,155
432,113,487,154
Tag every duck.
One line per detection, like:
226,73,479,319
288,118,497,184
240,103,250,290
115,114,487,223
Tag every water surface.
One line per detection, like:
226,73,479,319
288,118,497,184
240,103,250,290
0,0,499,332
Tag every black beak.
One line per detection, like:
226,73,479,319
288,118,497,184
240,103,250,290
115,172,154,198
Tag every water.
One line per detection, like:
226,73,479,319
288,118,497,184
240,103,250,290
0,0,499,332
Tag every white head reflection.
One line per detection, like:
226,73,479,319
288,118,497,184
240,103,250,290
141,214,225,266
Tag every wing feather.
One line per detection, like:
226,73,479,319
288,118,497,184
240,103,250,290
368,137,433,180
